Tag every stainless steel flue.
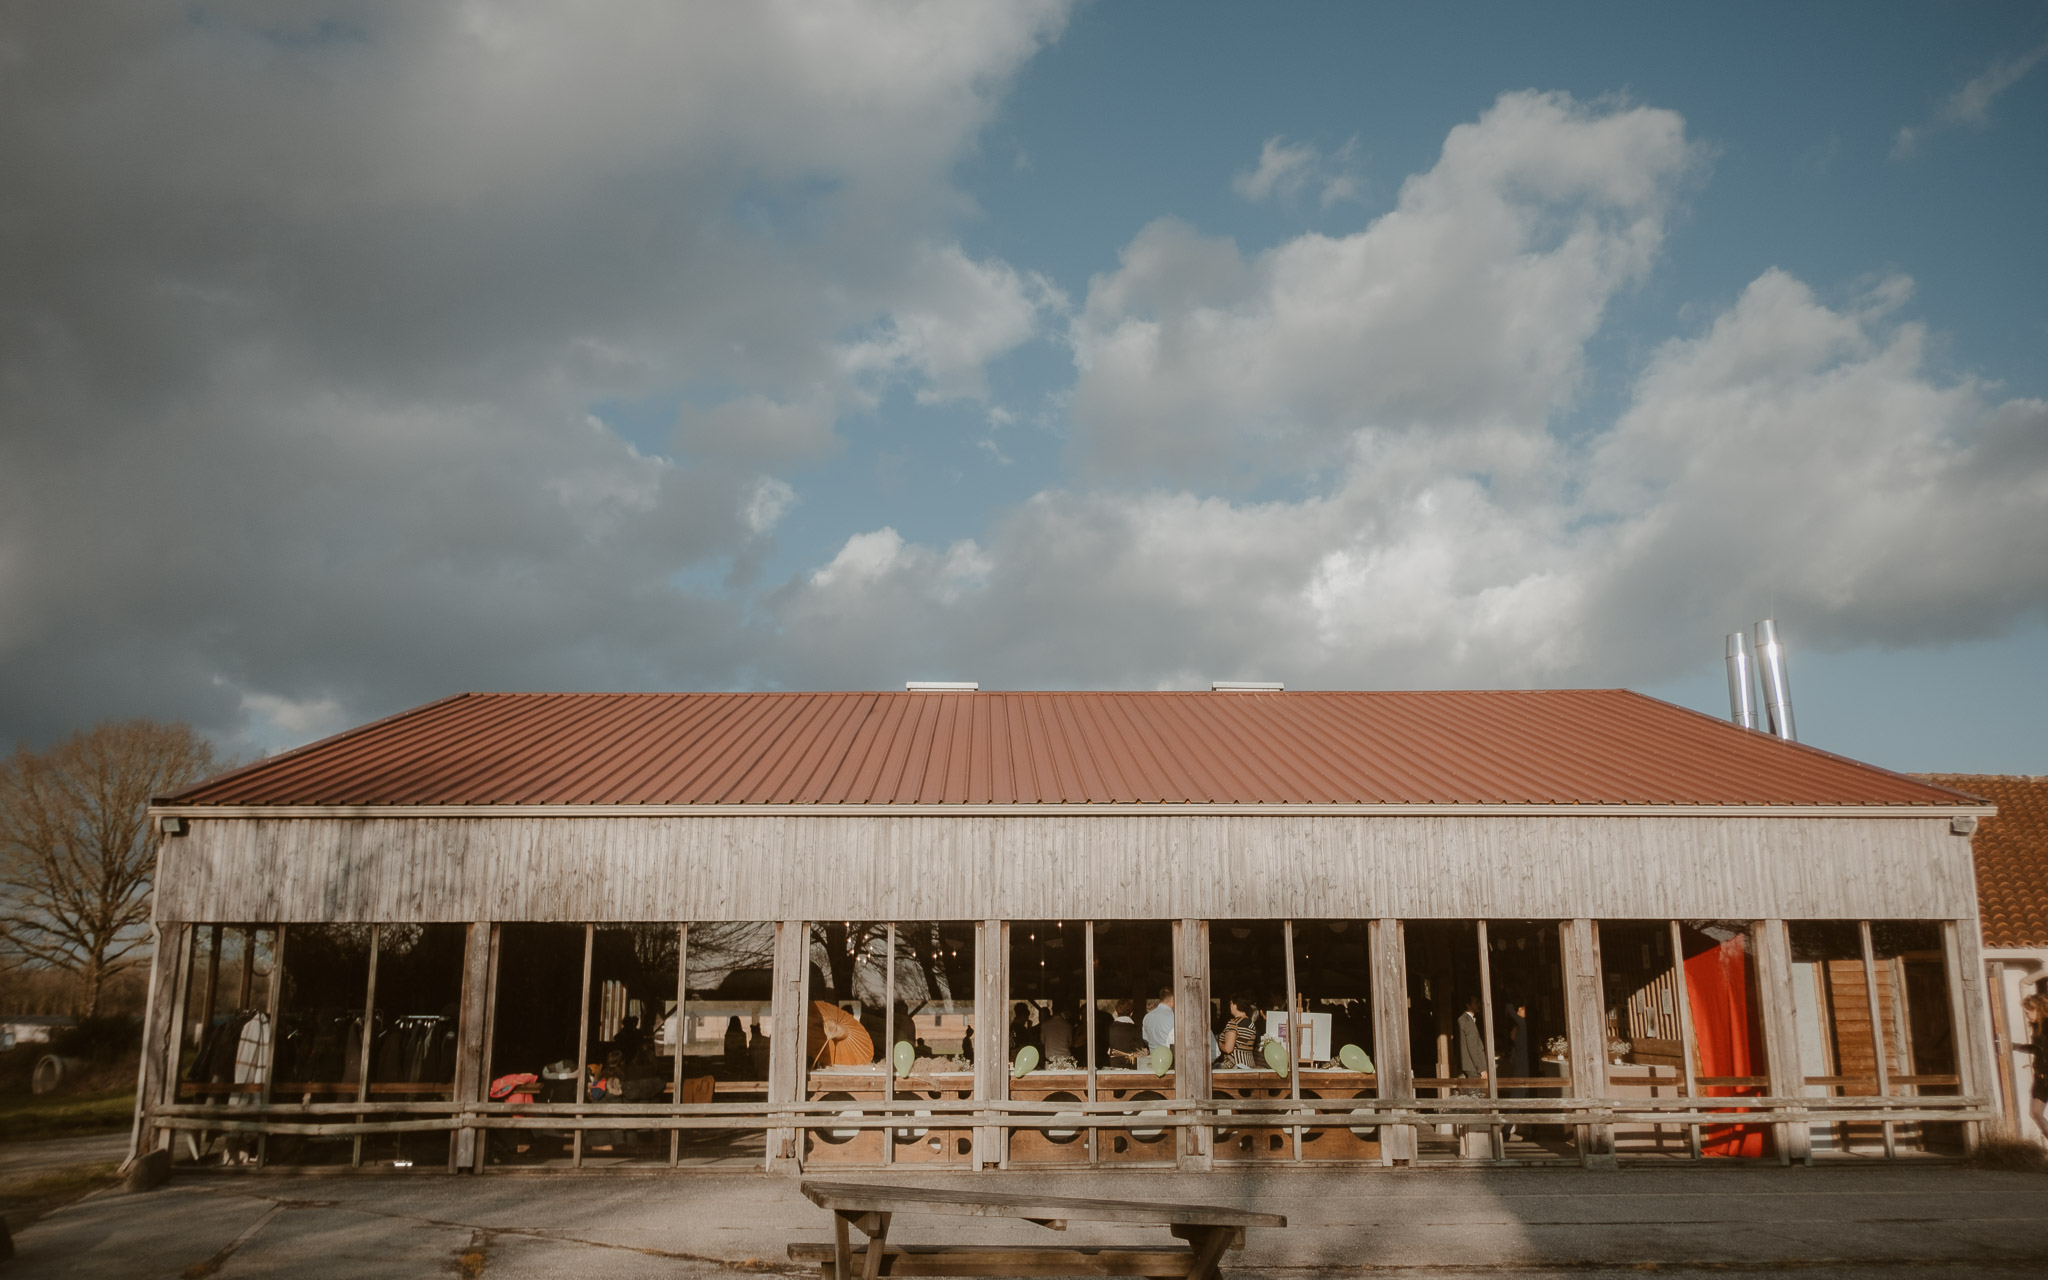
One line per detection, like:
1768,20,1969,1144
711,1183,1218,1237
1752,618,1796,742
1725,631,1757,729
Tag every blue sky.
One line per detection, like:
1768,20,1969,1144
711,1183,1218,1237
1,1,2044,774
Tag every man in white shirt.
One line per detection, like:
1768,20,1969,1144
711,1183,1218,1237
1141,986,1175,1052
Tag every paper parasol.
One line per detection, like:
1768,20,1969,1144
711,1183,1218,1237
807,1001,875,1067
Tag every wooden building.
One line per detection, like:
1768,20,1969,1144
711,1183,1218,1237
1926,774,2048,1143
135,688,1999,1174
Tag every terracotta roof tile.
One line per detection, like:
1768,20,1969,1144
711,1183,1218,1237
164,689,1981,810
1924,774,2048,948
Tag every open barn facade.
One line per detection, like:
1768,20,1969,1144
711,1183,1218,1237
137,689,2000,1174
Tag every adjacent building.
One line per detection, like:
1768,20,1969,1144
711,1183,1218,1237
1925,774,2048,1143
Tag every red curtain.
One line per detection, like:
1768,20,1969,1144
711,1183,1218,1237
1684,933,1768,1158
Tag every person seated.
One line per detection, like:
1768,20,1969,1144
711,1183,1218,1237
1009,1002,1039,1055
1103,999,1143,1066
1216,994,1258,1069
1039,1000,1075,1068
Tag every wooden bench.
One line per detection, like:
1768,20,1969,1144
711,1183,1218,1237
794,1180,1286,1280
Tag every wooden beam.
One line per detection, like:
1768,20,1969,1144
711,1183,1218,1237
1985,959,2019,1138
1560,919,1613,1164
451,920,492,1171
769,919,810,1173
975,919,1005,1169
1370,920,1415,1164
134,922,190,1159
1943,919,1995,1153
1752,919,1811,1165
1174,919,1211,1171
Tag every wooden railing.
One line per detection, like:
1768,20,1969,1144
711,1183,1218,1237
149,1091,1992,1141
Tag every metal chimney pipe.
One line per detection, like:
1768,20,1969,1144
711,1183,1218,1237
1752,618,1796,742
1725,631,1757,729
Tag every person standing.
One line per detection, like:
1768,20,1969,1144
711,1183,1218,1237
1457,995,1488,1085
1502,1000,1530,1140
1141,986,1175,1056
2018,993,2048,1142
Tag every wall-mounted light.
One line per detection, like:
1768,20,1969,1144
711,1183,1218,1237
160,816,188,837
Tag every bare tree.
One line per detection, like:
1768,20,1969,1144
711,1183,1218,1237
0,719,222,1017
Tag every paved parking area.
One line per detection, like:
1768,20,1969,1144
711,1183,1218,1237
10,1162,2048,1277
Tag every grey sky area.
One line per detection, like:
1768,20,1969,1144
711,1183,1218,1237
1,4,2043,772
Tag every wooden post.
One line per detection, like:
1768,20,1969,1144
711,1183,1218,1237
1560,919,1613,1165
882,924,895,1168
255,925,286,1168
451,921,492,1172
1859,921,1898,1158
1283,919,1301,1161
1943,919,1995,1154
1753,919,1810,1165
353,925,382,1168
134,922,191,1160
1986,959,2019,1138
473,924,502,1173
1371,920,1415,1164
1669,920,1702,1159
1476,921,1500,1160
973,919,1005,1169
1175,918,1212,1171
1084,920,1098,1166
571,923,594,1169
768,920,809,1173
671,922,689,1169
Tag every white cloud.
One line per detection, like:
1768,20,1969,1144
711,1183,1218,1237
1233,136,1364,208
1894,38,2048,157
1073,92,1695,481
837,243,1062,404
743,477,798,535
768,98,2048,695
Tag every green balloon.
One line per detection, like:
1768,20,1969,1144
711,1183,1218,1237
894,1040,916,1079
1263,1038,1290,1077
1149,1045,1172,1077
1338,1043,1374,1074
1011,1044,1040,1079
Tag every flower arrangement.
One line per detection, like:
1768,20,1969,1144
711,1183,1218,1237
1542,1034,1569,1058
1606,1035,1632,1064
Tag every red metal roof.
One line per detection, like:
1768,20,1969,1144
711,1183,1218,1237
164,690,1979,808
1923,775,2048,948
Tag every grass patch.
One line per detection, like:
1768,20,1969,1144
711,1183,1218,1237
0,1088,135,1143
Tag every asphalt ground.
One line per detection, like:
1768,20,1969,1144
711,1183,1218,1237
8,1159,2048,1277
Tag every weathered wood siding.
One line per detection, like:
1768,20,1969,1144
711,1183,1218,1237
155,813,1975,924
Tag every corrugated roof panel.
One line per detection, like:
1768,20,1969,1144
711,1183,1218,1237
164,689,1983,808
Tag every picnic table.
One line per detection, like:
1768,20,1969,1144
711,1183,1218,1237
793,1179,1285,1280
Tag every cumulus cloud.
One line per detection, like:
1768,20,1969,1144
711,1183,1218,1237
769,95,2048,694
1894,38,2048,158
0,1,1068,749
1073,92,1696,481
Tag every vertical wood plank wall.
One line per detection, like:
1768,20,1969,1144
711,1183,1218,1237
157,814,1975,925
